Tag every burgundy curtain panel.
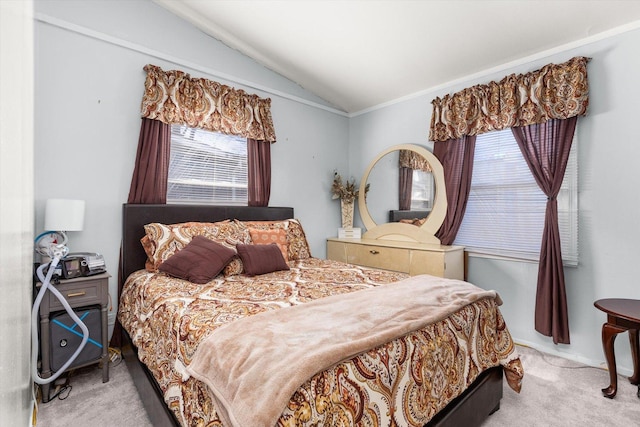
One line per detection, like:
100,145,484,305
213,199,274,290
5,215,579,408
398,167,413,210
127,118,171,204
111,117,171,348
433,135,476,246
512,116,577,345
247,138,271,207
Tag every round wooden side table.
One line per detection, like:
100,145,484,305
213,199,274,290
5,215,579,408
594,298,640,399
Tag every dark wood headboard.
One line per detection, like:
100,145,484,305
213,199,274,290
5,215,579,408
121,204,294,283
388,209,431,222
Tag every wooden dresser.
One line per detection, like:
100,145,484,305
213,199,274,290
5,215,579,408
327,237,464,280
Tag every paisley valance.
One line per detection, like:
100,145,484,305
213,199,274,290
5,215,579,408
140,64,276,142
399,149,432,172
429,56,589,142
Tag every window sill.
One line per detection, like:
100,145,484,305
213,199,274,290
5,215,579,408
465,250,578,268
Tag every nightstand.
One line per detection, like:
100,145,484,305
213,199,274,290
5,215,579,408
36,273,110,402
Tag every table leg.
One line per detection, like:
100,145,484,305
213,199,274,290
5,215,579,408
629,329,639,386
602,322,626,398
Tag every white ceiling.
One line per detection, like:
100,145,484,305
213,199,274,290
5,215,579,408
154,0,640,114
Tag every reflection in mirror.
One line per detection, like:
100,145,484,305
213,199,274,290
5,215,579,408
365,150,434,226
399,149,434,225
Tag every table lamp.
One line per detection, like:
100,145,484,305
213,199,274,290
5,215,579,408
38,198,85,260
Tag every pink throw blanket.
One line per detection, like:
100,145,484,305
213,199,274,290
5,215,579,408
186,274,500,427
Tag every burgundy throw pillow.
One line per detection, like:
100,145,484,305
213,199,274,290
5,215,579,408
236,243,290,276
159,236,236,284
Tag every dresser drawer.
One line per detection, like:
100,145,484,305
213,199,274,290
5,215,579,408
327,238,464,279
45,278,108,312
345,244,410,273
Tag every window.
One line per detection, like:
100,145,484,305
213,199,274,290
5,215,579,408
454,128,578,264
167,125,247,205
411,170,434,210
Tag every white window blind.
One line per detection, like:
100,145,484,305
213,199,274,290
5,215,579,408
454,128,578,264
167,125,248,205
411,170,433,210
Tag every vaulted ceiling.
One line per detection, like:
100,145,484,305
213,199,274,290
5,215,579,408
154,0,640,113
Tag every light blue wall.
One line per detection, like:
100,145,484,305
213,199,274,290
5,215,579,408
33,0,349,323
350,27,640,373
33,0,640,375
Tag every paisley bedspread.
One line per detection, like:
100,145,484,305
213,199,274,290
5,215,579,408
118,257,523,427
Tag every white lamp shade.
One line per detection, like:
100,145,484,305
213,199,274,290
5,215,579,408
44,199,85,231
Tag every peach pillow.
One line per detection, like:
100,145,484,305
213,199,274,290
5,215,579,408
242,219,311,260
249,228,289,261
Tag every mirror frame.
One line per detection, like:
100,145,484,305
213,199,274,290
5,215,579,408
358,144,447,244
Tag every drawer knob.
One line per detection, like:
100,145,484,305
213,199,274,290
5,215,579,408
369,250,379,255
67,291,86,298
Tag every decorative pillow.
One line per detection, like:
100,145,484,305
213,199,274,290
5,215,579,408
222,257,245,277
236,243,290,276
158,236,236,284
248,228,289,260
241,219,311,260
287,219,312,258
142,220,251,271
140,235,156,271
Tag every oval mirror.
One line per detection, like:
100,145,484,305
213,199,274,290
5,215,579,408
364,150,435,225
358,144,447,244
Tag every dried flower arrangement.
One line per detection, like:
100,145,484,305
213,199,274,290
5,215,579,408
331,171,369,203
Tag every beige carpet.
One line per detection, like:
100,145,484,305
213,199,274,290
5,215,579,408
34,358,153,427
35,345,639,426
484,345,639,426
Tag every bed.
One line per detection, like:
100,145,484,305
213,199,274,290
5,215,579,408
118,203,523,427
